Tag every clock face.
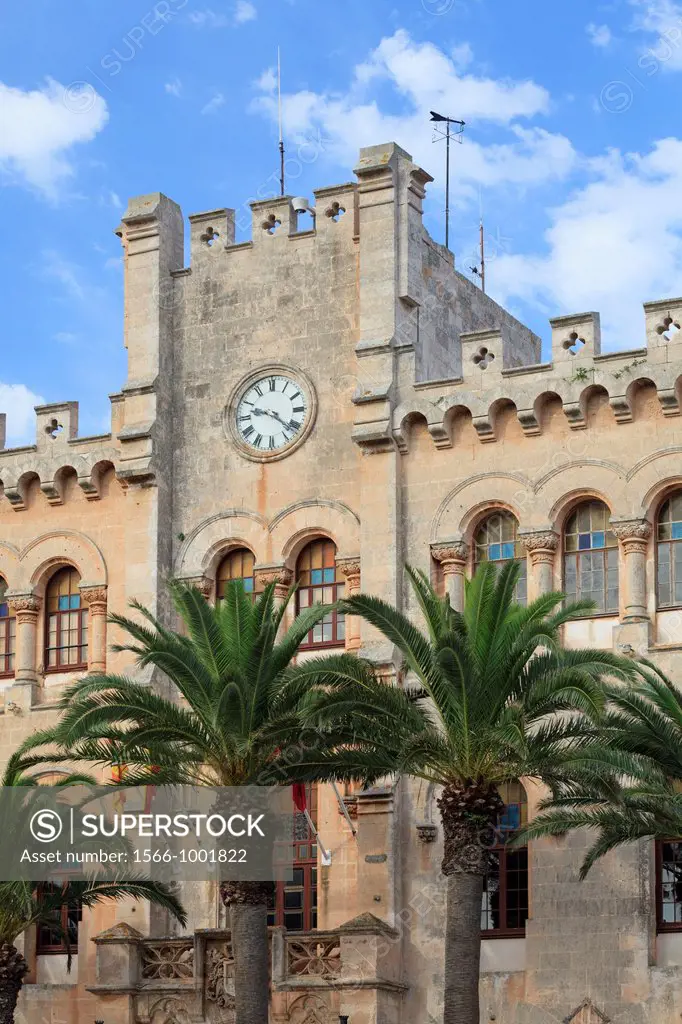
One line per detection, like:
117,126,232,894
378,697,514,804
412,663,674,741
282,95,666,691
235,374,308,452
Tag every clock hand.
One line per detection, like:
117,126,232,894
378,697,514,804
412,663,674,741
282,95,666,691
263,408,292,430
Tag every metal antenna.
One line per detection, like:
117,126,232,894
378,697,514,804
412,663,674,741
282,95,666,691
278,47,285,197
469,190,486,292
430,111,465,251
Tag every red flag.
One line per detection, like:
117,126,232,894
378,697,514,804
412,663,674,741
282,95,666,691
292,783,307,813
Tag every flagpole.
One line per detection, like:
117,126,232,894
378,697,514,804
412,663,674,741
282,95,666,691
331,781,357,837
277,46,285,197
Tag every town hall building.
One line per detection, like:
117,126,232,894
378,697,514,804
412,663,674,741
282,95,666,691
1,141,682,1023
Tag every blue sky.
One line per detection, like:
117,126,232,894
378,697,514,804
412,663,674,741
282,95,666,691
1,0,682,444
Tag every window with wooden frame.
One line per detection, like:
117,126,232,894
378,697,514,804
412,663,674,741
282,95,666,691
216,548,256,599
656,839,682,931
481,782,529,937
45,568,88,672
474,512,527,605
296,540,345,649
268,783,318,931
36,887,82,954
563,501,618,614
0,577,15,679
656,493,682,609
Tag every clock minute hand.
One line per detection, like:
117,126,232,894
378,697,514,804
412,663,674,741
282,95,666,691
263,408,292,431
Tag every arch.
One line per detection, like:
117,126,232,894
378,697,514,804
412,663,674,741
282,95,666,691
431,472,532,542
392,398,442,452
175,510,269,579
0,542,20,591
271,499,360,568
561,499,619,615
216,547,256,598
21,531,107,593
538,461,628,526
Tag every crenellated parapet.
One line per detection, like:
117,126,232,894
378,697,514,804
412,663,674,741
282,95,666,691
390,296,682,453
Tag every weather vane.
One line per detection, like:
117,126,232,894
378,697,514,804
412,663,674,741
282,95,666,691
430,110,465,251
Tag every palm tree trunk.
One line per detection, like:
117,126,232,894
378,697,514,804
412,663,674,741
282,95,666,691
0,944,27,1024
444,870,484,1024
222,881,271,1024
438,780,504,1024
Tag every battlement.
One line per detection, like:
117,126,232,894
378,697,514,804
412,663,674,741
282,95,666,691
390,297,682,452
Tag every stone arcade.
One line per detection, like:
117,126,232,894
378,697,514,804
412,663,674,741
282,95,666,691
2,141,682,1023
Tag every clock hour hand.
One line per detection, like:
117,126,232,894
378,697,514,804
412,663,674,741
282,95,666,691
262,407,293,431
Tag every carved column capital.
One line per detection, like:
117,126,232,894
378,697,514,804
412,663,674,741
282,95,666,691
181,575,212,598
611,519,652,554
6,593,41,620
80,585,108,611
255,564,293,598
520,531,559,566
431,541,468,574
336,556,361,589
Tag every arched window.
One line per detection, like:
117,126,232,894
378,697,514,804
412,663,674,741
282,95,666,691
474,512,527,605
296,539,345,648
656,493,682,608
563,501,618,614
657,839,682,931
482,781,528,937
45,568,88,671
216,548,255,599
0,578,15,678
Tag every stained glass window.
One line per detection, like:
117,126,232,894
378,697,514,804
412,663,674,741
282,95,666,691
45,568,88,671
657,494,682,608
296,540,345,648
0,578,15,678
216,548,256,599
474,513,527,605
481,782,529,936
563,502,618,613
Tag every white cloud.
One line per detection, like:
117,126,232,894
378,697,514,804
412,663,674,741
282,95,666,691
490,139,682,349
0,78,108,199
201,91,226,115
586,23,612,47
253,30,575,198
451,42,474,69
165,77,183,97
0,382,44,447
189,4,256,27
234,1,257,23
255,67,277,93
629,0,682,70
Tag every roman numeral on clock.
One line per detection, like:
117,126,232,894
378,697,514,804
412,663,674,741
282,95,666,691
292,406,304,413
242,425,254,439
254,434,263,447
288,420,301,431
268,378,276,391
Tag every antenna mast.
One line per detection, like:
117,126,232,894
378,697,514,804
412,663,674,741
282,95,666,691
430,111,465,251
479,216,486,293
278,47,285,197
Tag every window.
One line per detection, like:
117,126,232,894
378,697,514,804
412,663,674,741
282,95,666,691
474,512,527,605
657,493,682,608
268,784,318,931
45,568,88,671
657,840,682,931
296,540,345,648
563,502,618,614
482,782,529,937
216,548,255,598
0,578,15,678
36,887,82,954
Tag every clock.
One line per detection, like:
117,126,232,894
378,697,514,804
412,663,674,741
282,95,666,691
228,367,316,461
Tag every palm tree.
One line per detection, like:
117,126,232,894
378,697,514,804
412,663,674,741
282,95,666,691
0,744,186,1024
288,562,637,1024
518,658,682,877
30,578,368,1024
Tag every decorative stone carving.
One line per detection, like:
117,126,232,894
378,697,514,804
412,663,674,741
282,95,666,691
416,823,438,843
80,585,108,609
564,401,587,430
141,940,194,980
148,996,192,1024
521,531,559,565
658,387,681,416
6,594,41,619
611,518,652,553
472,415,496,443
336,557,360,589
205,940,236,1016
182,575,212,598
431,541,468,569
609,395,633,424
517,408,541,436
286,934,341,978
564,999,610,1024
288,994,334,1024
255,566,294,589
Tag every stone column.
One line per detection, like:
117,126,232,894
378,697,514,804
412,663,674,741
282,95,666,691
431,541,468,612
81,586,108,674
521,531,559,600
611,519,652,621
337,556,361,650
255,564,294,635
7,593,41,708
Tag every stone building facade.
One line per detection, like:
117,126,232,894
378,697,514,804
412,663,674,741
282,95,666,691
2,141,682,1023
